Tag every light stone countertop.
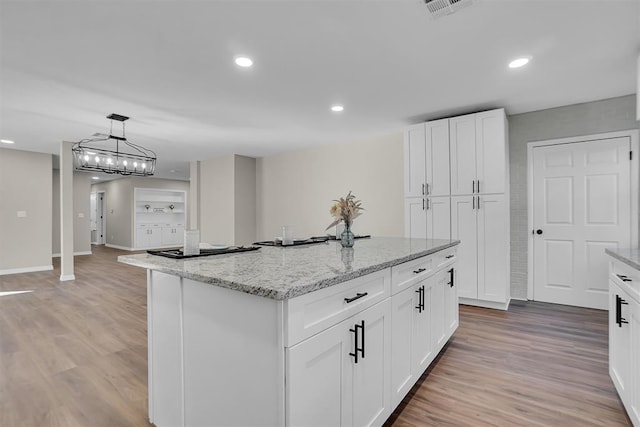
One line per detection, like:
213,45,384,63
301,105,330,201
118,237,460,300
606,248,640,271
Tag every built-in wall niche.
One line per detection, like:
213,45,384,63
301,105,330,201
134,188,186,249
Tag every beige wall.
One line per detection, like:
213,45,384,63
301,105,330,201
92,176,189,249
198,154,257,246
0,148,52,272
256,132,404,241
52,170,92,255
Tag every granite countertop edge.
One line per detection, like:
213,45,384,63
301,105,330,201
119,240,460,300
605,248,640,271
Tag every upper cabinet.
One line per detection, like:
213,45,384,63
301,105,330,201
403,119,450,198
450,109,507,196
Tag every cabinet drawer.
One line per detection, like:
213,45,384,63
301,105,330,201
434,248,457,270
284,269,391,347
610,260,640,303
391,255,435,295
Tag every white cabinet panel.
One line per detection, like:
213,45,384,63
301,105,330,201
427,196,451,240
631,299,640,424
425,119,450,197
404,124,426,198
404,197,427,239
475,109,507,195
444,266,458,335
477,194,509,303
390,284,416,408
451,196,478,299
449,113,477,196
431,271,446,351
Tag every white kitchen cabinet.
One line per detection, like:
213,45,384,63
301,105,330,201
405,196,450,240
452,194,509,308
450,109,507,196
404,108,509,310
135,188,186,249
136,225,163,249
161,225,184,246
608,255,640,426
403,119,450,198
287,299,391,427
390,258,457,409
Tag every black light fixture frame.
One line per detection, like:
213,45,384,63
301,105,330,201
72,113,157,176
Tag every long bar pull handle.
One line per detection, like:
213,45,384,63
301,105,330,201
477,180,480,193
344,292,368,304
472,180,475,194
477,196,480,209
360,320,365,360
421,286,425,311
415,286,425,313
413,268,426,274
426,198,430,210
426,183,430,195
616,295,629,327
449,268,455,287
422,198,425,211
472,196,475,210
445,254,454,259
422,183,425,196
349,322,361,363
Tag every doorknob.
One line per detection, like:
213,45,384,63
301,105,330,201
536,229,543,235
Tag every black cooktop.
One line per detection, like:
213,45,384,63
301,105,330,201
147,246,260,259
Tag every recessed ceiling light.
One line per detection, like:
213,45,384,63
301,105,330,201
331,105,344,112
235,56,253,67
508,57,531,69
92,176,100,180
1,139,15,144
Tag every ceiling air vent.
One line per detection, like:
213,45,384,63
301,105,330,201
424,0,473,18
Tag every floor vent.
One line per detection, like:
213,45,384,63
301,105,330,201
424,0,473,18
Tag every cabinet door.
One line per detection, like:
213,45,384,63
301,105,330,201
609,281,631,399
477,194,509,303
425,119,450,197
631,298,640,424
404,124,426,198
449,113,477,196
630,298,640,424
404,197,426,239
136,227,149,248
427,196,451,240
451,196,478,299
475,109,506,195
351,300,391,427
430,270,447,352
414,278,433,374
391,287,418,408
287,319,351,427
174,226,185,245
149,227,163,247
444,266,459,337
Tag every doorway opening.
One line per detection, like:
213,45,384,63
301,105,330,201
91,191,106,245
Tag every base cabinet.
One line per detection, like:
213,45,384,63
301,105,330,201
608,256,640,426
287,299,392,427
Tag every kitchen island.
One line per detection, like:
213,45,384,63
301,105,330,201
119,237,460,427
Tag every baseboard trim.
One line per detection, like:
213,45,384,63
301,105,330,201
52,251,93,258
0,265,54,276
60,274,76,281
459,297,511,311
105,244,135,251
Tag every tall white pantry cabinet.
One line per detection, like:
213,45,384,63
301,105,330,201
404,108,511,310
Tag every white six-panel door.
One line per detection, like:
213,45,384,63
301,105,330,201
532,137,631,309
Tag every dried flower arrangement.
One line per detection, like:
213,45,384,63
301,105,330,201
325,191,364,230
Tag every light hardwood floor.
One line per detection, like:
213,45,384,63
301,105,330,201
0,245,632,426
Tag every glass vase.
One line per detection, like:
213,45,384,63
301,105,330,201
341,223,355,248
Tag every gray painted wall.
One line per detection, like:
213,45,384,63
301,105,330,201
92,177,189,249
508,94,639,299
0,148,52,271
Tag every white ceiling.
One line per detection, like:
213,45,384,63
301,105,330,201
1,0,638,181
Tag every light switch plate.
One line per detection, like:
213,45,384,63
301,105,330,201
17,211,27,218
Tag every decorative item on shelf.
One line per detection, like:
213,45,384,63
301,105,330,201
168,204,175,211
326,191,364,248
144,204,150,212
71,113,156,176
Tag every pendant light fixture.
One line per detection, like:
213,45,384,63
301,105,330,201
72,113,157,176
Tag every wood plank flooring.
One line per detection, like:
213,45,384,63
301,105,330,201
0,245,632,426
